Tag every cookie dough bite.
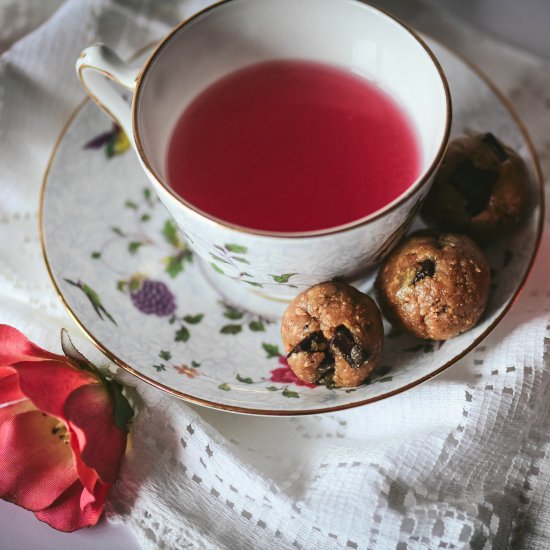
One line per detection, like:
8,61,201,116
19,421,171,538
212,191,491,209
281,282,383,388
375,232,490,341
422,132,529,242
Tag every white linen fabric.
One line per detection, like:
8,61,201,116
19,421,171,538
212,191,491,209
0,1,550,548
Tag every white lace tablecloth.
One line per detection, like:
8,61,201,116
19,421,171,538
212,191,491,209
1,1,550,548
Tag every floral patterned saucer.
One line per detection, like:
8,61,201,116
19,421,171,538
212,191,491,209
40,39,542,415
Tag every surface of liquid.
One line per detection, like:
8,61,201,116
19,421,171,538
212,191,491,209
167,60,421,232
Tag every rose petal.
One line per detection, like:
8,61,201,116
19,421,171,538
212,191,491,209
0,325,62,365
14,361,97,419
0,410,78,511
68,434,99,494
0,370,24,404
0,398,34,427
34,480,108,532
64,384,127,483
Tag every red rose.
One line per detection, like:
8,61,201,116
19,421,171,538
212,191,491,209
269,356,317,388
0,325,132,532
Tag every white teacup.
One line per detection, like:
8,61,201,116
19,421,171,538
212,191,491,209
77,0,451,318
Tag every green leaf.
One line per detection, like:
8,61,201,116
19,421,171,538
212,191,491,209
166,256,184,278
128,278,141,292
144,188,152,200
91,251,101,259
140,213,151,222
244,281,263,288
159,350,172,361
249,320,265,332
262,343,280,358
282,387,299,399
125,200,138,210
270,273,297,284
175,326,190,342
218,383,231,391
108,380,134,432
209,253,231,265
236,374,253,384
223,306,244,320
82,283,99,304
111,226,125,236
225,243,247,254
153,363,166,372
211,262,224,275
266,386,280,392
105,139,116,158
220,324,242,335
128,241,143,254
191,360,201,368
162,219,181,247
184,313,204,325
168,315,177,324
116,280,127,292
232,256,250,264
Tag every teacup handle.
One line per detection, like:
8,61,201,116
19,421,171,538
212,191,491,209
76,44,139,143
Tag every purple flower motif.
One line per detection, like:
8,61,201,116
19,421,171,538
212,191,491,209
130,280,177,316
84,123,130,158
84,123,119,149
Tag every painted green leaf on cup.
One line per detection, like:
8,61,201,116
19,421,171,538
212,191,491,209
64,279,116,325
209,253,231,265
249,320,265,332
128,241,144,254
223,306,244,320
162,219,182,248
165,256,184,278
225,243,247,254
211,262,224,275
184,313,204,324
236,374,253,384
262,343,280,358
270,273,297,284
159,350,172,361
232,256,250,264
220,324,242,335
218,383,231,391
125,200,138,210
111,226,125,237
153,364,166,372
244,280,263,288
175,326,190,342
282,387,299,399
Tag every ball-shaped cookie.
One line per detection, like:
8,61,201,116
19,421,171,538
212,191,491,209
422,132,529,242
281,282,383,388
375,232,490,340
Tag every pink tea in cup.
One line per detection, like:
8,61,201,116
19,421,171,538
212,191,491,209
166,60,421,232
